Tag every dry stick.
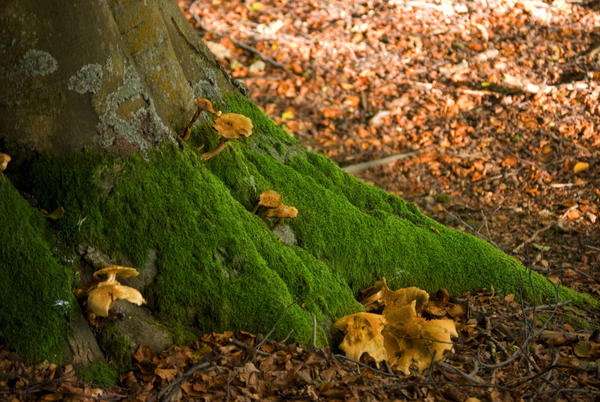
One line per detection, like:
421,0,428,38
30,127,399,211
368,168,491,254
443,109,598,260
151,354,213,402
255,301,296,351
534,350,560,398
425,350,437,381
228,338,271,357
281,329,294,344
342,150,421,174
436,361,486,385
188,2,286,70
512,223,553,253
333,354,399,378
477,282,561,370
311,312,317,348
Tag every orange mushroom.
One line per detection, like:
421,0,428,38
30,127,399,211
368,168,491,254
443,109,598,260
251,190,283,214
265,204,298,230
180,98,222,141
202,113,253,160
0,153,11,171
87,265,146,317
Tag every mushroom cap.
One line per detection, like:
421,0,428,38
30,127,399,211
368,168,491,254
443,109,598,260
196,98,221,116
213,113,253,139
93,265,140,282
265,205,298,219
0,153,11,171
258,190,283,208
87,283,146,317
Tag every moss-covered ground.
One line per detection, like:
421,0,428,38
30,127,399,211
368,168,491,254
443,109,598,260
0,175,72,363
2,93,596,367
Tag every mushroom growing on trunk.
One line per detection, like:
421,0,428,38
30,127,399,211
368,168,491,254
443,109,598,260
180,98,222,141
202,113,253,160
265,205,298,230
0,153,11,171
87,265,146,318
252,190,283,214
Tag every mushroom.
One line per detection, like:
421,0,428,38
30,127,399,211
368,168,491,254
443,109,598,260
180,98,222,141
87,265,146,317
202,113,253,160
265,204,298,230
251,190,283,214
0,153,11,171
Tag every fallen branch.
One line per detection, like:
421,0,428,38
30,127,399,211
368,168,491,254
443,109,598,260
154,354,214,402
342,150,422,173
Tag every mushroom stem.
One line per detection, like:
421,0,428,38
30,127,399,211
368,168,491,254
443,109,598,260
251,203,260,214
271,217,285,231
202,140,230,160
180,108,201,141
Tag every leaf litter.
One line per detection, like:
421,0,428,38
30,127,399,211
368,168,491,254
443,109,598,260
2,0,600,399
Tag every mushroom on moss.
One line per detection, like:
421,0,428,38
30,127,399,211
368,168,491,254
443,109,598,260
0,153,11,171
252,190,283,214
87,265,146,318
265,204,298,230
180,98,222,141
202,113,253,160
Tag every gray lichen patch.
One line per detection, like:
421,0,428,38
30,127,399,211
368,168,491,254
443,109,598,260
97,65,173,153
68,64,103,94
22,49,58,77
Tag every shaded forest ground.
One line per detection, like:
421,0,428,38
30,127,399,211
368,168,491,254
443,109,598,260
2,0,600,400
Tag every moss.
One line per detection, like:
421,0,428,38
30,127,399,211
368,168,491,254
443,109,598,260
5,92,597,365
77,361,117,388
0,175,72,363
100,324,134,372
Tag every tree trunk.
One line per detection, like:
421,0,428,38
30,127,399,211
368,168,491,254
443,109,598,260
0,0,595,371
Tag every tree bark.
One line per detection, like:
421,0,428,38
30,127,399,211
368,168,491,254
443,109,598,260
0,0,595,369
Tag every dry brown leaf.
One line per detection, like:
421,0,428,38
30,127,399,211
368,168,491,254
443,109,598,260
155,368,177,381
573,161,589,174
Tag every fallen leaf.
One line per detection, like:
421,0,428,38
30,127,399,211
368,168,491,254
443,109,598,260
573,162,589,174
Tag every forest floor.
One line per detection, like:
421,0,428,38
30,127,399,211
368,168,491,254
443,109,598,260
2,0,600,400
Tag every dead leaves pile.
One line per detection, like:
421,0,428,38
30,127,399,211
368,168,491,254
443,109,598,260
2,285,600,400
334,280,458,375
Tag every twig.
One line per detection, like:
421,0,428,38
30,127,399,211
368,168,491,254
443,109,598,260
151,353,214,402
281,329,294,344
477,282,561,370
255,301,295,351
512,223,553,253
342,150,422,173
228,338,270,356
437,361,486,385
523,301,570,311
311,312,317,348
333,354,399,378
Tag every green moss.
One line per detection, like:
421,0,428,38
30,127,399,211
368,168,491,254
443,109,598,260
77,361,117,388
0,175,72,363
6,93,597,366
100,324,134,372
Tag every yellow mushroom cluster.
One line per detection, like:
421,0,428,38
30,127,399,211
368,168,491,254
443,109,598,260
253,190,298,230
87,265,146,317
333,278,458,375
